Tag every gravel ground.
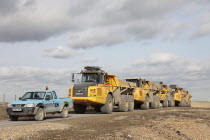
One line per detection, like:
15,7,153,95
0,103,8,120
0,107,209,140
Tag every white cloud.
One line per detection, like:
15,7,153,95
0,66,76,101
133,52,178,65
44,46,84,59
192,23,210,38
0,0,209,47
80,57,97,63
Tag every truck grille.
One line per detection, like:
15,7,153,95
73,87,88,97
12,104,25,107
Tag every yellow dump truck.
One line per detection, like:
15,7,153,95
156,83,175,107
68,66,136,114
125,78,162,110
184,90,192,107
169,85,191,107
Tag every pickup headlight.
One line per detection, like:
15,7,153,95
8,104,13,108
25,103,35,108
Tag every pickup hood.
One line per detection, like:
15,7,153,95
9,100,43,105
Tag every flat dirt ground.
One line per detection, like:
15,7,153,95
0,103,8,120
0,105,210,140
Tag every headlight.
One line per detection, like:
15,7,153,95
8,104,13,108
25,103,35,107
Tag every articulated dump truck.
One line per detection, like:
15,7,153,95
157,83,175,107
125,78,162,110
68,66,136,114
169,85,192,107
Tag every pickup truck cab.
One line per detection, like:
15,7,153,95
6,89,73,121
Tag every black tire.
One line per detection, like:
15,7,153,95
74,104,87,114
163,99,168,107
35,108,44,121
168,97,175,107
101,94,113,114
119,95,129,112
178,98,184,107
128,95,134,111
187,99,191,107
94,105,101,112
157,97,160,108
183,98,187,107
141,96,149,110
60,106,68,118
9,115,18,121
151,96,158,109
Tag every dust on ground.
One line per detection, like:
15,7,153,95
0,107,209,140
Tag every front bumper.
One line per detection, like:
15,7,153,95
6,107,38,116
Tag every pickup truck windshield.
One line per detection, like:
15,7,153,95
21,92,45,100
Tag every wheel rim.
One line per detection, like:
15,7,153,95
64,108,68,117
39,110,43,118
108,100,113,109
126,101,128,108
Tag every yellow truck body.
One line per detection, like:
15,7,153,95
68,66,136,114
126,78,162,109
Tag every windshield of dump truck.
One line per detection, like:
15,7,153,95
126,79,141,87
21,92,46,100
81,73,103,84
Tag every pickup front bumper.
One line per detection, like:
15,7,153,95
6,107,38,116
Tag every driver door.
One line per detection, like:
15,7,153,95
45,92,55,113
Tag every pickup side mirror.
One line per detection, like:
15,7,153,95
19,97,22,100
45,95,51,100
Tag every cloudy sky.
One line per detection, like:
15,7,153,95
0,0,210,101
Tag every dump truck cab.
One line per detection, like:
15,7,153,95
69,66,136,114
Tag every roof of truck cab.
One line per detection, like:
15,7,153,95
108,74,116,76
125,78,142,80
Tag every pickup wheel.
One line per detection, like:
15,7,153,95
74,104,87,114
9,115,18,121
119,95,129,112
60,106,68,118
101,94,113,114
35,108,44,121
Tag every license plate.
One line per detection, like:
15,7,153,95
12,108,22,111
76,92,84,95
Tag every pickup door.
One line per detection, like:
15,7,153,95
52,91,62,111
45,92,57,112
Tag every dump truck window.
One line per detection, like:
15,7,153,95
81,73,103,84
